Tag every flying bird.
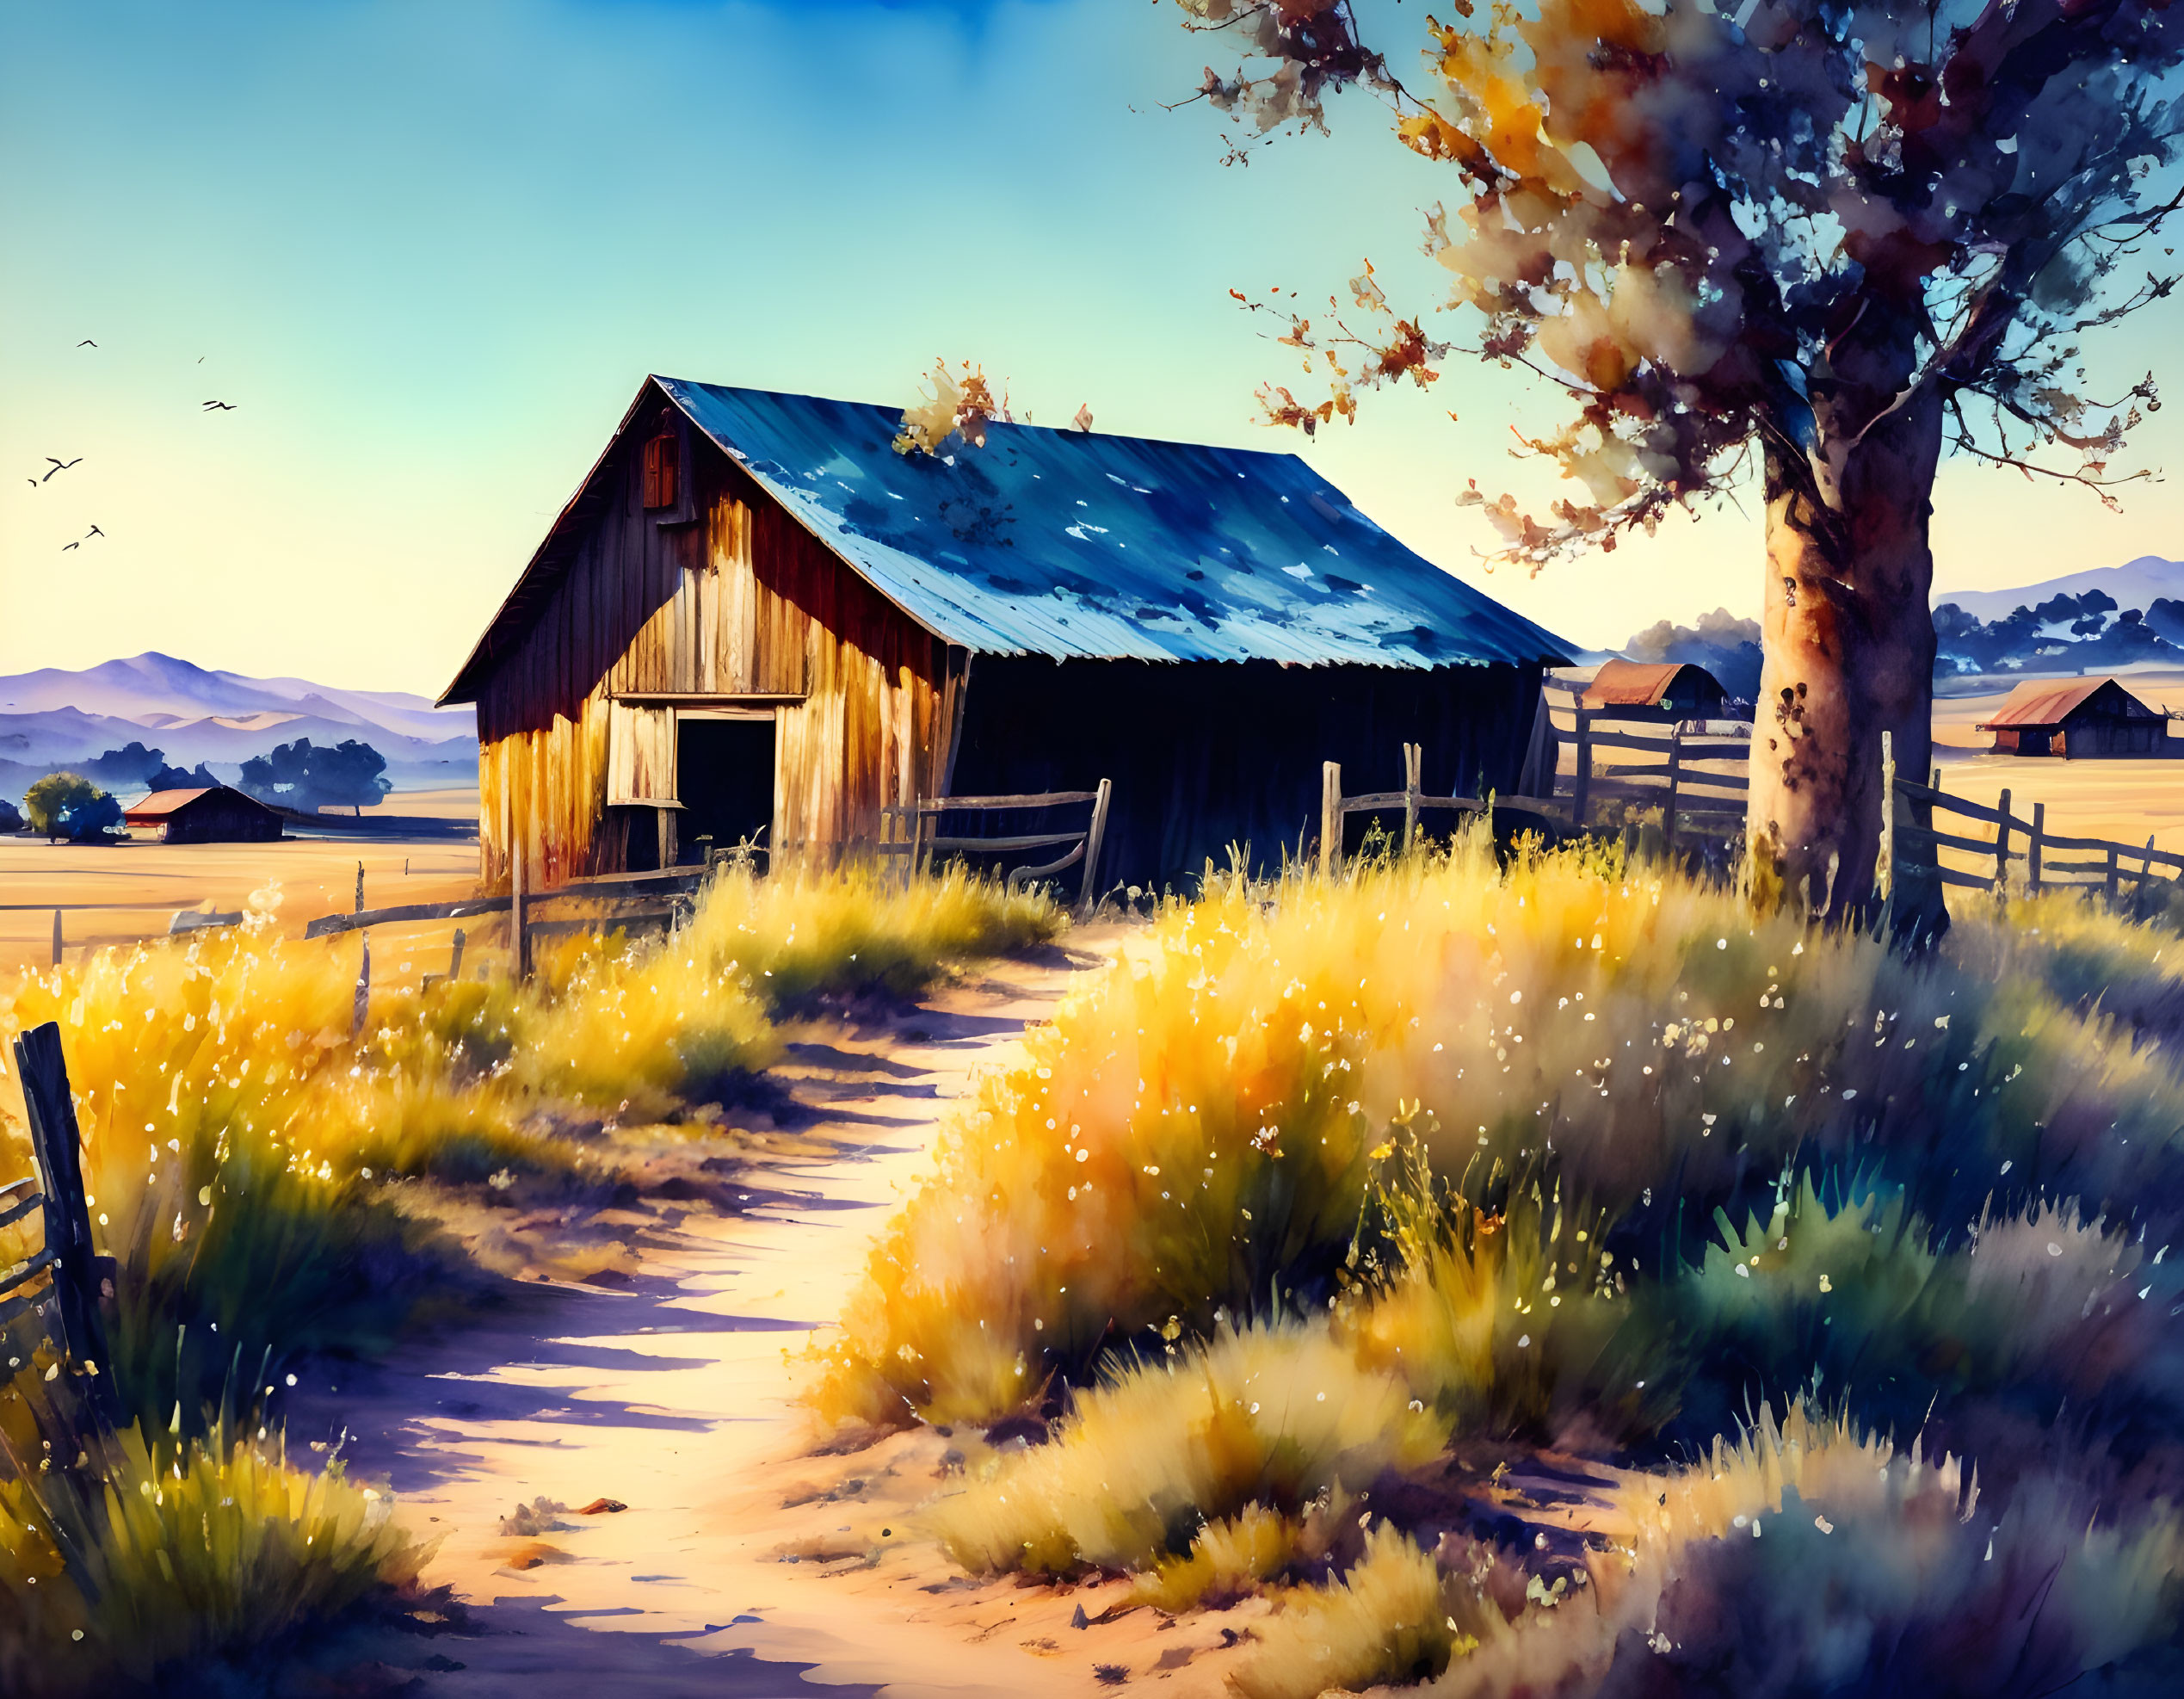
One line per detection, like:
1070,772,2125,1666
41,457,82,481
201,399,236,411
77,339,97,348
84,525,103,539
61,541,77,551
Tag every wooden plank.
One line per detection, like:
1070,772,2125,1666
1079,776,1112,918
1595,763,1749,791
0,1247,57,1298
611,692,805,708
1937,866,1996,891
1321,761,1341,878
916,791,1103,811
919,831,1088,853
1893,779,2008,827
12,1022,117,1419
1571,709,1593,828
1342,792,1483,814
1898,822,2009,858
2029,827,2184,865
1402,742,1421,853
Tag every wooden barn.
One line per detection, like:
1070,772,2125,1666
440,378,1571,894
123,786,283,843
1980,677,2169,757
1580,658,1731,721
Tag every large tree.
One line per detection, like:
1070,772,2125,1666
1171,0,2181,928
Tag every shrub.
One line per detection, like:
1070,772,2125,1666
0,1421,420,1694
929,1323,1444,1578
675,860,1063,1013
1231,1524,1457,1699
22,774,118,842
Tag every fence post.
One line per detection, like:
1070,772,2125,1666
1877,730,1896,913
2139,835,2158,920
1078,778,1113,919
2106,845,2119,902
510,829,531,981
448,927,466,984
2028,801,2045,894
1571,710,1594,830
1995,787,2012,894
49,907,61,969
1402,743,1422,854
354,862,365,914
10,1022,118,1423
1320,762,1342,880
1663,727,1682,862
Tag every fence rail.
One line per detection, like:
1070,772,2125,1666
879,781,1112,917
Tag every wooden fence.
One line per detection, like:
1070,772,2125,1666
1538,682,1754,845
1888,773,2182,904
879,781,1113,918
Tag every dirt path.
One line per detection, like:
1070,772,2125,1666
287,932,1248,1697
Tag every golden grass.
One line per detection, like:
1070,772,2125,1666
929,1323,1444,1577
817,828,2184,1430
1230,1523,1458,1699
827,831,2184,1689
0,863,1058,1424
0,1422,420,1692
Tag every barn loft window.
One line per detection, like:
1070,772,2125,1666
641,422,679,510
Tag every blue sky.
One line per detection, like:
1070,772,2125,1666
3,0,2179,696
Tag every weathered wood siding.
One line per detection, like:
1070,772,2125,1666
473,396,957,890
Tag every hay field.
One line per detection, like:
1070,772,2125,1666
0,806,480,979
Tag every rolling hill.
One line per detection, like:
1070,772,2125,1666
1933,556,2184,624
0,653,477,799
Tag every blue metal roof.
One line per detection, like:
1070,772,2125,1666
658,379,1570,670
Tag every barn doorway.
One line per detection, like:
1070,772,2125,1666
675,714,775,864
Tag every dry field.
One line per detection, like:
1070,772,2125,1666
0,792,482,979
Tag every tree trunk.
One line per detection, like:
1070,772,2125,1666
1749,381,1946,939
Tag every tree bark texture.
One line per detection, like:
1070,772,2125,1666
1749,382,1946,937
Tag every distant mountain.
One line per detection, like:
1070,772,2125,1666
1933,556,2184,625
1928,558,2184,678
0,653,476,800
0,652,472,744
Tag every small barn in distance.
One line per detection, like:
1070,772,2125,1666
1581,659,1732,722
1980,677,2169,757
123,786,283,843
440,378,1571,894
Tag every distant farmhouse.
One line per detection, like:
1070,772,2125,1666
1580,658,1732,722
441,379,1570,893
123,785,283,843
1980,677,2169,757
